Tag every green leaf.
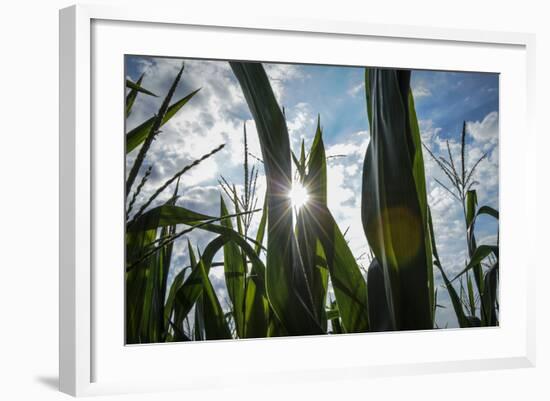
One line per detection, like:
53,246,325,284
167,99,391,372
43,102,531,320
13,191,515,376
476,206,499,221
145,221,173,342
193,292,206,341
367,258,392,331
254,195,267,255
126,75,157,117
197,252,233,340
361,68,433,330
466,190,478,228
296,119,330,329
172,229,269,329
451,245,499,283
325,307,339,321
129,143,225,223
466,316,482,327
408,88,435,320
301,123,369,333
174,242,198,339
126,78,158,97
126,88,201,154
467,203,499,237
126,74,147,117
465,190,484,304
125,228,156,344
164,266,188,334
428,209,470,328
329,300,343,334
482,262,499,326
467,272,476,317
291,151,303,180
127,204,230,233
435,258,470,328
126,192,180,343
230,61,322,335
126,64,185,195
243,276,269,338
243,195,270,339
220,196,246,338
173,236,227,329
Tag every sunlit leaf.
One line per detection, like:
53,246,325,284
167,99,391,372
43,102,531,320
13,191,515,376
230,61,322,335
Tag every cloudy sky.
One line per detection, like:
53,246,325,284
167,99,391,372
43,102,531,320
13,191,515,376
125,55,499,329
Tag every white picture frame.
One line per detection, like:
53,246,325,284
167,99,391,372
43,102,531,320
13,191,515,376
59,4,536,397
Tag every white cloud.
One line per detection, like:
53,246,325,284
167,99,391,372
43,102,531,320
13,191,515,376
412,84,431,99
348,82,365,97
468,111,499,144
286,102,316,146
325,142,364,157
323,130,371,261
264,63,306,104
345,164,359,176
419,119,442,142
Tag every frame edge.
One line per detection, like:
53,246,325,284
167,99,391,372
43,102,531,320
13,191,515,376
60,4,93,396
59,5,77,396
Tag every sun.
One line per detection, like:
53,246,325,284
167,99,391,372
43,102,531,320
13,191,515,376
288,182,310,210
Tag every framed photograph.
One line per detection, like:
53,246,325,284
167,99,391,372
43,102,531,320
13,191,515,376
59,4,536,396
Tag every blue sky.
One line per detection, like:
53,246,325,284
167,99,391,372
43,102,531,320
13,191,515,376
126,56,499,329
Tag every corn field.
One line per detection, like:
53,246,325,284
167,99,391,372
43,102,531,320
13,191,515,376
125,59,499,343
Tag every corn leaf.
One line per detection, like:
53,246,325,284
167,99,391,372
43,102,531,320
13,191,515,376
172,228,269,328
125,228,156,344
408,89,435,319
451,245,499,283
466,190,478,228
367,258,392,331
164,266,188,334
465,190,484,295
194,292,206,341
242,195,270,338
482,262,499,326
301,125,369,332
230,61,323,335
126,74,157,117
173,236,227,328
475,206,499,222
128,204,252,235
197,254,232,340
126,64,185,195
467,273,476,316
254,195,267,254
243,276,269,338
296,119,330,328
220,196,246,338
126,78,158,97
126,88,201,154
361,68,433,330
427,208,470,328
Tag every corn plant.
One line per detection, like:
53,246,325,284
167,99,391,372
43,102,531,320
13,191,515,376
423,121,499,327
231,62,370,335
214,123,270,339
125,63,253,343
